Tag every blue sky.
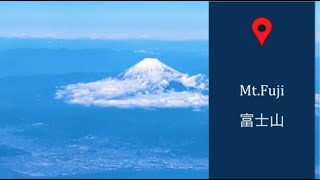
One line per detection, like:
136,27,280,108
0,2,208,40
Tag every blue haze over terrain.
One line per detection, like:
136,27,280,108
0,39,208,178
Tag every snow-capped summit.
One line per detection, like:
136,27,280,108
126,58,176,73
119,58,182,84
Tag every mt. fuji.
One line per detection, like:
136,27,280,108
119,58,182,87
56,58,208,109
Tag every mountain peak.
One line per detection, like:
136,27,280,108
120,58,181,83
137,58,162,66
131,58,169,71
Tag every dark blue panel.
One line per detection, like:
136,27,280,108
209,2,315,179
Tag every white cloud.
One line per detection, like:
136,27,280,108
56,58,208,109
0,32,207,41
56,77,208,109
180,74,207,90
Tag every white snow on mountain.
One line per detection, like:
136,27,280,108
55,58,208,109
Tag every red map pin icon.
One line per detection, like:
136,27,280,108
252,17,272,47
